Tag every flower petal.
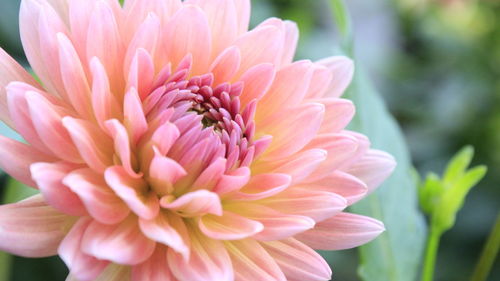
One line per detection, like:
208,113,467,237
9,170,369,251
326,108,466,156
199,211,264,240
230,173,291,201
0,194,70,257
30,161,87,216
131,247,175,281
160,190,222,217
81,217,156,265
261,238,331,281
63,168,130,225
209,46,241,85
316,56,355,98
295,212,385,250
148,150,186,196
238,63,275,107
59,218,109,281
225,239,286,281
345,149,396,192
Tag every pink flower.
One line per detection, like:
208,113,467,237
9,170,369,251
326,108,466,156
0,0,396,280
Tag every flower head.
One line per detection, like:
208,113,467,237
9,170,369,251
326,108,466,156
0,0,395,280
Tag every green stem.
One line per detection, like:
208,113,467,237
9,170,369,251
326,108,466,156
421,228,442,281
470,212,500,281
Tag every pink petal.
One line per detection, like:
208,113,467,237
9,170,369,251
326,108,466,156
258,103,325,161
63,168,130,225
233,0,250,34
62,117,114,173
59,218,109,281
299,171,368,205
123,87,148,144
230,173,291,201
105,166,159,220
225,239,285,281
26,91,82,163
56,32,92,120
213,167,251,195
233,25,283,77
295,212,385,250
209,46,241,85
168,229,233,281
148,150,186,196
127,50,154,101
227,203,315,241
316,56,355,98
191,157,226,191
139,212,190,259
81,217,156,265
0,136,54,187
104,119,141,178
305,65,333,99
257,60,315,118
160,190,222,217
280,21,299,66
151,122,180,155
261,188,347,222
345,149,396,192
199,211,264,240
0,48,39,126
86,0,124,94
123,0,181,37
85,264,130,281
188,0,238,56
30,161,87,216
261,238,331,281
0,194,70,257
315,98,355,134
162,5,212,75
131,247,175,281
238,63,275,108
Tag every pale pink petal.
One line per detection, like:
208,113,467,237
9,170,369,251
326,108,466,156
210,46,241,85
162,5,211,75
299,171,368,205
213,167,251,195
227,203,315,241
63,168,130,225
0,194,70,257
0,136,54,187
168,229,233,281
188,0,238,56
123,0,181,36
317,56,355,98
295,212,385,250
86,0,124,94
230,173,291,201
124,14,161,76
105,166,159,220
257,60,315,118
56,32,92,119
89,57,122,129
280,21,299,66
315,98,355,134
131,247,175,281
30,161,87,216
238,63,275,107
233,0,250,34
151,122,180,155
199,211,264,240
258,103,324,161
105,119,141,178
345,149,396,192
261,188,347,222
0,48,39,126
26,91,82,163
127,50,154,101
225,239,285,281
160,190,222,217
92,264,131,281
81,217,156,265
59,218,109,281
191,157,226,191
233,25,283,77
123,87,148,144
261,238,331,281
139,212,190,259
148,150,186,196
62,117,114,173
305,65,333,99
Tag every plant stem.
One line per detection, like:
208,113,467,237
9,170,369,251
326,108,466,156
470,212,500,281
421,227,442,281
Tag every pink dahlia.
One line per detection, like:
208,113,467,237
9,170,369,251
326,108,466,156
0,0,396,280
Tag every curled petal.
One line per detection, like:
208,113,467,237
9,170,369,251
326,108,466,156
81,217,156,265
199,211,264,240
295,212,385,250
160,190,222,217
345,149,396,192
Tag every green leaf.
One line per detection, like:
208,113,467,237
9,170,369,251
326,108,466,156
442,145,473,187
345,67,427,281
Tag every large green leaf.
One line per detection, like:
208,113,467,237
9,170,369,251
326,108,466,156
345,67,427,281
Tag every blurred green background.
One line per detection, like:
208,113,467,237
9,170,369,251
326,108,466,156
0,0,499,280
